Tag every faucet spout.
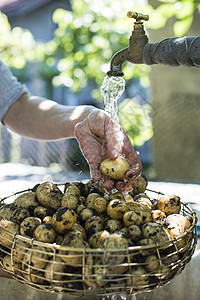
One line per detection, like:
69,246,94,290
107,47,128,77
107,11,149,77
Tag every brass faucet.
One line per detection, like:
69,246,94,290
107,11,149,77
107,11,200,77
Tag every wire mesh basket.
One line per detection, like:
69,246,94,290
0,184,197,298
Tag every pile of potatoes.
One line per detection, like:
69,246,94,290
0,175,194,292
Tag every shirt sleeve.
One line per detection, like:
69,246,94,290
0,60,28,123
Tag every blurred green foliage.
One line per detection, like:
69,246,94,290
0,0,199,148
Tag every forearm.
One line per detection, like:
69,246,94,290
2,93,96,140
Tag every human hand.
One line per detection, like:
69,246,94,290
74,108,142,191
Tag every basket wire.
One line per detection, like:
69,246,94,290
0,186,197,297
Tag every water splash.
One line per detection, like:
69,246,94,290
100,75,125,122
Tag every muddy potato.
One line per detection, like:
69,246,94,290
51,207,77,234
93,197,107,214
139,238,156,256
99,157,130,180
164,214,191,251
128,224,142,242
157,194,181,216
0,206,13,221
142,222,170,245
11,207,30,224
36,182,63,210
105,219,123,233
34,206,54,220
120,227,129,234
23,271,44,284
0,219,20,247
88,230,110,248
55,234,64,245
63,224,87,241
107,199,127,220
33,223,56,243
65,185,81,197
101,232,129,274
135,197,152,209
152,210,166,223
22,245,50,270
145,255,160,272
134,193,149,201
13,238,31,260
84,216,104,236
130,174,148,195
61,193,79,210
12,192,39,214
109,192,125,201
123,202,153,226
85,193,101,209
2,254,21,273
79,207,93,222
20,217,42,237
45,256,66,280
126,266,149,289
60,235,89,266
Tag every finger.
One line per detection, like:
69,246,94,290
90,163,102,181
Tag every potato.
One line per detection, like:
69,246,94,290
142,222,170,244
45,256,66,280
65,185,81,197
0,206,13,221
51,207,77,234
0,219,20,247
12,192,39,214
123,203,153,226
145,255,160,272
79,207,93,222
60,235,89,266
36,182,63,210
157,194,181,216
84,216,104,236
70,223,87,240
99,157,130,180
11,207,30,224
13,238,31,260
128,224,142,242
34,206,54,220
88,230,110,248
105,219,123,233
101,232,129,274
23,271,44,284
130,174,148,195
22,245,50,270
135,197,152,209
152,210,166,223
61,193,79,210
107,199,127,220
33,223,56,243
20,217,42,237
93,197,107,214
139,238,156,256
164,214,191,251
85,193,101,209
126,266,149,289
2,254,21,273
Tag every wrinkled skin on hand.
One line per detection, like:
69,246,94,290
75,109,142,191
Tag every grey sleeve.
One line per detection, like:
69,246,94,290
0,60,28,123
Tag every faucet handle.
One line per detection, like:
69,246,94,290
127,11,149,22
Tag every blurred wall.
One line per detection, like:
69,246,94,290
149,11,200,182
